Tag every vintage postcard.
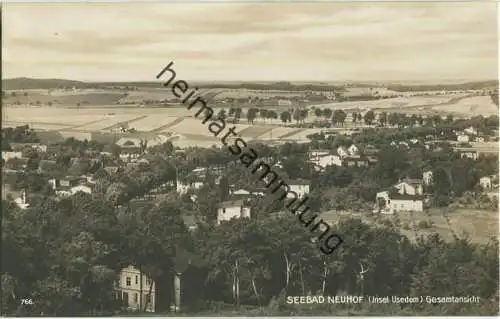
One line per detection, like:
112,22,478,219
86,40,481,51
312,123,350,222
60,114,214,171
2,1,499,317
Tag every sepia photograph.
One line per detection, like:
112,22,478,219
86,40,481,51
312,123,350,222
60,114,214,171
1,1,499,317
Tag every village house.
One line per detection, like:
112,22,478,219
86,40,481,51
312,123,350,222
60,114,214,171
423,170,433,185
457,134,470,143
464,126,478,135
343,155,368,167
14,189,30,210
394,178,424,196
288,179,310,198
2,151,23,163
375,189,424,214
38,159,59,174
455,149,479,160
116,138,145,162
309,150,342,170
479,175,496,190
347,144,359,156
216,198,251,225
49,176,93,197
9,142,48,153
336,146,349,159
4,157,29,171
115,265,156,313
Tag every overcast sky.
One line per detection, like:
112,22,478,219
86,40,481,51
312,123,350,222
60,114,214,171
2,2,498,82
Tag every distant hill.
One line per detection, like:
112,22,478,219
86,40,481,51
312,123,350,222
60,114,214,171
3,77,95,90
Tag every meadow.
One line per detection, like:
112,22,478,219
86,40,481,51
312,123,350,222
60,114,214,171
321,208,498,245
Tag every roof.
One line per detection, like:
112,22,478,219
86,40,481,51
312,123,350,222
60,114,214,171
288,179,310,185
390,193,424,201
401,178,423,185
217,198,248,209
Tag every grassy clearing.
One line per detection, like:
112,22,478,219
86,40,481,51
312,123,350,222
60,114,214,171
321,208,498,244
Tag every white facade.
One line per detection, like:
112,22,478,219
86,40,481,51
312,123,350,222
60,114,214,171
2,152,23,162
14,189,29,210
176,180,204,194
336,147,349,159
288,183,310,198
423,171,433,185
347,144,359,156
375,191,423,214
457,134,470,143
459,151,479,160
311,154,342,168
464,126,478,135
217,202,251,225
390,199,423,212
479,176,492,190
70,185,92,195
116,265,156,312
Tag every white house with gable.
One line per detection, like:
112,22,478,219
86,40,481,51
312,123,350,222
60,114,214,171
423,170,433,185
347,144,359,156
217,198,251,225
288,179,310,198
336,146,349,159
115,265,156,312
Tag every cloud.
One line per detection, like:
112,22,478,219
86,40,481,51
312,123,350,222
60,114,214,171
2,2,497,82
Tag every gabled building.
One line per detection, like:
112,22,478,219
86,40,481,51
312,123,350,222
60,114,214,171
375,189,424,214
288,179,310,198
2,151,23,163
336,146,349,159
423,170,433,186
464,126,478,136
347,144,359,156
49,176,93,197
216,198,251,225
14,189,30,210
457,134,470,143
115,265,156,313
394,179,424,196
479,175,497,190
309,150,342,170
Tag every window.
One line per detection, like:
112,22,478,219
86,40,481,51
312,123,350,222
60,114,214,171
145,294,151,304
222,208,226,214
126,277,131,286
122,292,129,303
135,275,138,285
134,293,138,304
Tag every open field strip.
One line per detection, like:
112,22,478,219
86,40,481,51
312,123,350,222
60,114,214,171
284,128,324,140
432,95,498,116
102,115,149,130
153,117,186,133
310,93,468,111
321,209,497,245
128,116,181,132
257,127,299,140
276,128,307,139
117,90,176,103
237,126,275,139
75,115,142,131
160,118,211,136
213,89,307,100
2,121,75,131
